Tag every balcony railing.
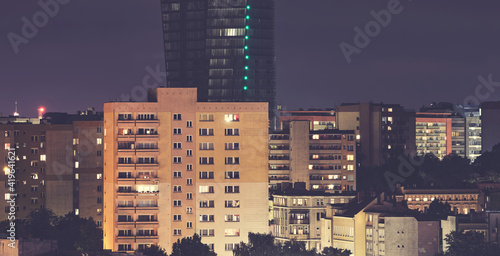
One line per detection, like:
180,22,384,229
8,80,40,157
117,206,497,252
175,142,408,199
269,165,290,170
270,135,289,140
309,145,341,150
289,219,310,224
269,145,289,150
269,155,290,160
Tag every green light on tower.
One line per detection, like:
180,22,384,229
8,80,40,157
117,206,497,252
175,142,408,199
245,55,249,59
247,5,250,10
244,46,248,50
245,36,249,40
246,15,250,19
244,76,248,80
245,66,249,70
243,86,248,90
245,26,249,30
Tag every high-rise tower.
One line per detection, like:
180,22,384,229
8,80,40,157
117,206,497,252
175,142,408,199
160,0,276,111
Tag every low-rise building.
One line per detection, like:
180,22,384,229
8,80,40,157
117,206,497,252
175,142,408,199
271,184,356,251
322,193,440,256
396,187,479,214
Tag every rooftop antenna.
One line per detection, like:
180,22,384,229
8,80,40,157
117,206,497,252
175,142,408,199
13,101,19,117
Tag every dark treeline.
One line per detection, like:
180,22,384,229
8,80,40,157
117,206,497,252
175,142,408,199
357,143,500,192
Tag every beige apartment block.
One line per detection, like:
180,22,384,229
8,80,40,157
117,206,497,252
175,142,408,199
103,88,269,255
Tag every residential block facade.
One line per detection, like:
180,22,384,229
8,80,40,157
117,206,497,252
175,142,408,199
103,88,269,255
269,120,356,192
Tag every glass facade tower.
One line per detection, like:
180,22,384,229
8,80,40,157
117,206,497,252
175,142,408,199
160,0,276,111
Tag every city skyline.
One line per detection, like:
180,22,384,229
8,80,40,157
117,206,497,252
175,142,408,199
2,0,500,116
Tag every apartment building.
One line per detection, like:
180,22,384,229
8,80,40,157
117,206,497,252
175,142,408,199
0,113,103,224
269,120,356,192
103,88,269,255
481,101,500,153
337,103,415,166
271,185,356,251
462,106,482,161
415,112,452,159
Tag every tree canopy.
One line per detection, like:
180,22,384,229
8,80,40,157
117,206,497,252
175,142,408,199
170,234,217,256
0,208,102,251
234,233,351,256
442,230,500,256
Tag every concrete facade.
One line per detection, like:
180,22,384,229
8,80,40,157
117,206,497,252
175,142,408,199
337,103,415,166
103,88,269,255
0,119,103,223
269,121,356,192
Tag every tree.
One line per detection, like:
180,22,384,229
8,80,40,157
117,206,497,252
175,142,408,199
443,230,500,256
320,247,351,256
140,244,168,256
427,200,453,219
234,233,349,256
170,234,216,256
24,208,58,239
279,240,317,256
54,212,103,250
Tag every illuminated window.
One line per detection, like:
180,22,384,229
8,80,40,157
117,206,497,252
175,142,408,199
75,161,79,168
75,173,79,179
312,135,319,140
4,143,10,150
97,173,102,180
225,228,240,237
40,155,46,161
224,114,239,122
347,155,354,161
96,138,102,145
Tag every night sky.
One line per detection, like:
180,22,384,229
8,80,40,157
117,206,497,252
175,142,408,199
1,0,500,117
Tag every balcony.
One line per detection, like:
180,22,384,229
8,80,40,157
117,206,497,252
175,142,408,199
289,219,310,224
310,134,341,140
136,218,158,224
269,155,290,161
309,155,336,160
269,175,290,181
309,165,335,170
269,145,289,150
269,165,290,170
118,188,135,194
270,134,289,140
309,145,341,151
